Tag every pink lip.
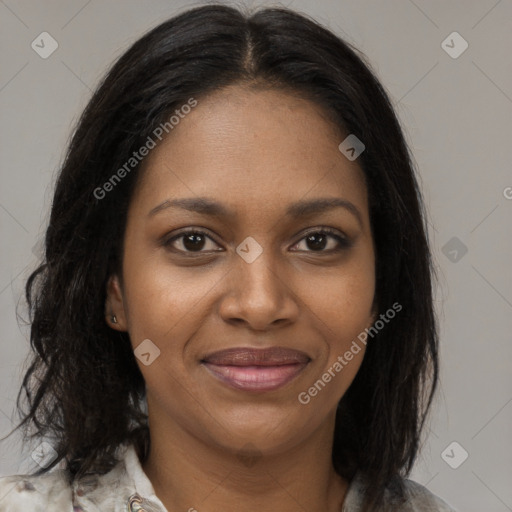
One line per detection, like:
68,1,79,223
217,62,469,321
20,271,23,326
200,346,311,392
202,362,309,392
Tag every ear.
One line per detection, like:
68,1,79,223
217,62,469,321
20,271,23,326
105,274,128,331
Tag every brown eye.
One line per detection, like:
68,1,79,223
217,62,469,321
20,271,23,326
164,230,222,253
291,228,352,253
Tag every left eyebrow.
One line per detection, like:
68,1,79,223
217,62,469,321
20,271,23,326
148,196,362,227
284,198,362,227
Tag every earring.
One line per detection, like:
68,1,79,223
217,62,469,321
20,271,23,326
111,314,118,324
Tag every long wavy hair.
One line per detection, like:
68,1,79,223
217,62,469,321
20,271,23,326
3,4,438,511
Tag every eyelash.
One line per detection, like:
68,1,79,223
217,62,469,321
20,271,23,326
162,226,352,255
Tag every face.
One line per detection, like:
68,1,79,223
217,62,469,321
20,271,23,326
107,84,376,456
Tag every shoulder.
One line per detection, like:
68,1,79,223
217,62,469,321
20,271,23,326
0,470,73,512
344,472,458,512
397,477,458,511
0,443,165,512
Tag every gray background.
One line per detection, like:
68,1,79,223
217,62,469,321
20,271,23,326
1,1,511,510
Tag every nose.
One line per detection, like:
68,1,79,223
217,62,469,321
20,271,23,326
218,250,300,331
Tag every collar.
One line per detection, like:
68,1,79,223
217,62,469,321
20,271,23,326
124,443,160,502
72,442,362,512
71,442,167,512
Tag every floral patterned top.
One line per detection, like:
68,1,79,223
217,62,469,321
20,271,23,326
0,442,457,511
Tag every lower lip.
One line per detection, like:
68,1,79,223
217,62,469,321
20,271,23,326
202,362,308,392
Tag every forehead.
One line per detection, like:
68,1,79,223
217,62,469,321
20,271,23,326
132,84,368,219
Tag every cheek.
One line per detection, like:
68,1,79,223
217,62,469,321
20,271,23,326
309,248,375,334
303,249,375,376
122,263,212,344
321,273,375,334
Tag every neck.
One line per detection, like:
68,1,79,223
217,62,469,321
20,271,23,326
141,408,349,512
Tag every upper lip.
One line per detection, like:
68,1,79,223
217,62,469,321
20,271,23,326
201,347,311,366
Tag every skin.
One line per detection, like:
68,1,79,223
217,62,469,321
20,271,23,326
106,84,376,512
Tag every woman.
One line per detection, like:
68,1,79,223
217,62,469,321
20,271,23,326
0,4,457,511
